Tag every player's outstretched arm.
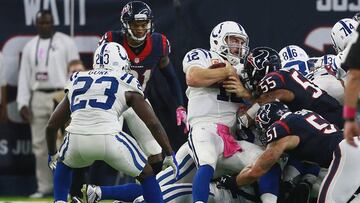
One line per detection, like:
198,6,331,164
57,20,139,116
125,91,174,155
46,95,71,156
235,136,298,186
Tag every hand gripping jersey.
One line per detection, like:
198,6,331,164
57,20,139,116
99,31,170,91
265,109,343,168
258,69,343,128
65,69,143,134
182,48,244,127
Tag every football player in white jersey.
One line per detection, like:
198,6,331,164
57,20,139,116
279,45,345,104
132,182,257,203
45,42,178,203
279,45,311,76
84,140,264,202
183,21,253,203
330,18,358,78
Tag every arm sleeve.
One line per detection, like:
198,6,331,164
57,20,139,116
160,61,184,106
16,46,32,110
343,25,360,69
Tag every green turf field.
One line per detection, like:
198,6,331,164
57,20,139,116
0,197,53,202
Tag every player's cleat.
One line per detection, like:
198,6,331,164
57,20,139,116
81,184,101,203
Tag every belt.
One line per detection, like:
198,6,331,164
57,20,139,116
35,88,63,93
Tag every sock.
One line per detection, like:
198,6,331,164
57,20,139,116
260,193,278,203
192,165,214,202
54,162,73,201
100,183,143,202
258,163,280,198
141,175,163,203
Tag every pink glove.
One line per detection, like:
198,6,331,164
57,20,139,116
176,106,189,134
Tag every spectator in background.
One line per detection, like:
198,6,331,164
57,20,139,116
16,9,79,198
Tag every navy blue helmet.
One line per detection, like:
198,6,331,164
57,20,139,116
120,1,154,41
241,47,281,94
255,101,290,132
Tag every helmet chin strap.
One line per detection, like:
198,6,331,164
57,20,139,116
126,32,146,47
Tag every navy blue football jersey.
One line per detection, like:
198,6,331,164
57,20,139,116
258,69,343,128
265,109,343,167
99,31,170,92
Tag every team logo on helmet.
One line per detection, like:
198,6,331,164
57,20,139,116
252,49,270,71
121,4,131,16
256,103,272,128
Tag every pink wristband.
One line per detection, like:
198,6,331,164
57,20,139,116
343,105,357,119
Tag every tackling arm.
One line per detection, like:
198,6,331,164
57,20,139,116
238,89,295,128
125,91,174,155
235,136,299,186
46,95,71,155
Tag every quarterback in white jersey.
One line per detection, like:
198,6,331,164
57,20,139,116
45,42,178,203
183,21,253,203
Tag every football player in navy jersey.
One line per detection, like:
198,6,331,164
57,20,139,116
98,0,186,173
230,47,344,129
219,101,360,203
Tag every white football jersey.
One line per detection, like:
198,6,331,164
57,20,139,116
310,54,346,80
182,48,242,127
65,69,143,134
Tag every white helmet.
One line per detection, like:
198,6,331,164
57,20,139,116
331,18,359,53
93,42,130,72
210,21,249,66
278,45,309,66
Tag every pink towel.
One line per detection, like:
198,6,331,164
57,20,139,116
216,123,242,158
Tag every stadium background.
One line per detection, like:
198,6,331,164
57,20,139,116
0,0,357,197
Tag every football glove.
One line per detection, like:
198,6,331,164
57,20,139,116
163,152,179,180
48,153,59,171
216,175,239,198
176,106,189,134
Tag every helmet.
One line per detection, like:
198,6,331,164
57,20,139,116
331,18,359,53
120,1,154,42
241,47,281,93
278,45,309,66
353,12,360,22
93,42,130,72
210,21,249,66
255,101,290,131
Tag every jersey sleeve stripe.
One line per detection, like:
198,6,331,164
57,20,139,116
276,120,291,134
161,34,168,55
267,72,286,85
